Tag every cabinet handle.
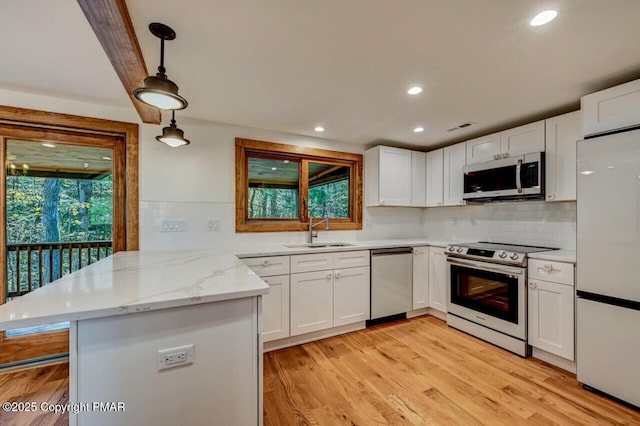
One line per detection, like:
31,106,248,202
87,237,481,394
543,264,554,272
547,194,555,200
380,200,386,206
437,202,442,206
261,260,270,266
326,272,333,280
334,271,341,279
528,281,537,289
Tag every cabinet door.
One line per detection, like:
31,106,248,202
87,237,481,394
333,266,370,327
545,111,581,201
379,146,412,206
428,246,447,313
426,149,444,207
290,270,333,336
581,79,640,137
411,151,427,206
443,143,466,206
500,120,545,157
261,275,290,342
528,279,575,361
412,246,429,310
466,132,501,165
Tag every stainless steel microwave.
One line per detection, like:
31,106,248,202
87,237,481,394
462,152,544,202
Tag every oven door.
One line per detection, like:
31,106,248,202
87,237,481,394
447,257,526,340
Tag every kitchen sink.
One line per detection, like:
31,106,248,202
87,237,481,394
284,242,355,249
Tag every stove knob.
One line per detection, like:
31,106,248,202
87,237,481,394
456,247,464,253
448,246,456,252
510,253,519,260
498,251,507,259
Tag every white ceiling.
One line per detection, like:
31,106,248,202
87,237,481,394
4,0,640,149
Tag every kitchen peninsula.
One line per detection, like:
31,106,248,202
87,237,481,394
0,249,268,426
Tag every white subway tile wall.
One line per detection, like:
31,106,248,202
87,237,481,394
421,201,576,250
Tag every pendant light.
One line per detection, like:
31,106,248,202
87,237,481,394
133,23,188,110
156,111,190,147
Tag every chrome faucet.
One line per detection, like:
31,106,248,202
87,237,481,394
308,204,330,243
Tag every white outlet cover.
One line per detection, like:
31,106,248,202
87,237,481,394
157,344,194,371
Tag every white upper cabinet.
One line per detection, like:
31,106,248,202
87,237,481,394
500,120,545,157
581,78,640,137
466,121,545,165
411,151,427,207
545,111,581,202
443,142,466,206
466,133,501,165
426,149,444,207
365,146,412,206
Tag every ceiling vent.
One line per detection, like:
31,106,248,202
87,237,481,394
447,122,475,132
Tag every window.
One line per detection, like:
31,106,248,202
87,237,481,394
236,138,362,232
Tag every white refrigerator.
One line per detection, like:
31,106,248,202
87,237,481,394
576,127,640,408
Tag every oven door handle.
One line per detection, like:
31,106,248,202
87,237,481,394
447,258,524,275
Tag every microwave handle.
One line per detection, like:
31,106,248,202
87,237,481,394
516,159,522,193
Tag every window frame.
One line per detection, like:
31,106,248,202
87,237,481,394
235,138,363,233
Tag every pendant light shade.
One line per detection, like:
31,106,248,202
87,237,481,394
156,111,190,147
133,23,188,110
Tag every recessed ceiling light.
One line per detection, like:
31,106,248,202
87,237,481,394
84,163,89,169
9,163,15,169
530,10,558,26
407,86,423,95
42,143,56,148
314,126,325,132
22,164,29,170
413,127,425,133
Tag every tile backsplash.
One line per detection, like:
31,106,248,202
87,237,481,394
422,201,577,250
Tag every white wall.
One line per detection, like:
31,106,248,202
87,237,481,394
139,117,424,249
422,201,577,250
1,88,575,251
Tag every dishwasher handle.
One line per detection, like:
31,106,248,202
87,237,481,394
371,247,414,256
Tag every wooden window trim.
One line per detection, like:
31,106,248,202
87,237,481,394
236,138,362,233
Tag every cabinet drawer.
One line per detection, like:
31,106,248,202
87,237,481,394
291,253,333,273
333,250,370,269
242,256,290,277
528,259,574,286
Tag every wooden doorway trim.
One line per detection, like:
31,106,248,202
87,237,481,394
0,105,139,251
0,106,138,359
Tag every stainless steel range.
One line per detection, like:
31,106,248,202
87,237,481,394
445,242,557,357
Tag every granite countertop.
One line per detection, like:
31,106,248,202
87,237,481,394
528,249,576,263
0,249,269,330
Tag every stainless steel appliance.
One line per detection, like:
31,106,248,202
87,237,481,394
577,127,640,408
463,152,544,201
369,247,413,321
445,242,556,357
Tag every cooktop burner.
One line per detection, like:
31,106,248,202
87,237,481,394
445,241,558,266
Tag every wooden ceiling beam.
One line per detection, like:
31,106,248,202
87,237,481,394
77,0,161,124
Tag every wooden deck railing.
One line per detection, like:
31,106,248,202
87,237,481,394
6,241,112,299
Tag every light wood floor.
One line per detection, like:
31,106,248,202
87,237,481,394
264,315,640,425
1,315,639,425
0,362,68,426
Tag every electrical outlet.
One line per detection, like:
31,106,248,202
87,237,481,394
208,219,221,231
157,344,194,371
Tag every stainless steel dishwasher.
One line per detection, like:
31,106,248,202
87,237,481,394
369,247,413,322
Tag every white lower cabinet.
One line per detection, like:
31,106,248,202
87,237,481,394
528,259,575,361
241,255,291,342
333,266,370,327
428,246,447,313
290,270,334,336
290,251,370,337
412,246,429,310
261,274,290,342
